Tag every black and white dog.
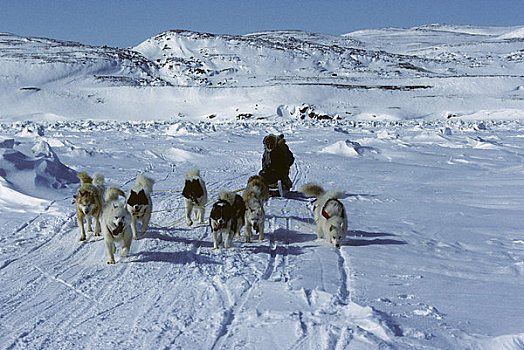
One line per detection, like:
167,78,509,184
182,168,208,227
126,175,154,240
209,192,245,249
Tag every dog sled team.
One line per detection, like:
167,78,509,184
74,134,347,264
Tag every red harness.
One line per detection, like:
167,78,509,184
313,199,345,220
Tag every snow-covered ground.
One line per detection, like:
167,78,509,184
0,25,523,349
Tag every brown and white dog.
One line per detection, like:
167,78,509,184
126,175,155,240
182,168,207,227
102,187,132,264
243,175,268,242
299,183,347,248
74,171,104,241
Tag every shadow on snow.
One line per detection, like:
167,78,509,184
131,250,220,264
146,229,215,248
346,230,407,246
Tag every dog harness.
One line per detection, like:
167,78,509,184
133,210,145,219
107,224,124,237
313,198,345,220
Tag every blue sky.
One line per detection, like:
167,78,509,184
1,0,523,47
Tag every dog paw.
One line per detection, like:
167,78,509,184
133,235,139,240
79,236,86,242
107,260,115,264
93,232,100,237
187,220,193,227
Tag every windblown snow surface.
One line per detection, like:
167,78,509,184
0,25,523,349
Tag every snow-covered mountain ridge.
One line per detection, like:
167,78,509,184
139,25,524,86
0,24,523,120
0,33,168,87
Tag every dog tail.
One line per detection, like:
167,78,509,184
135,174,155,192
104,186,125,202
77,171,92,185
247,174,262,184
92,173,104,187
219,191,236,205
325,190,345,200
184,168,201,180
299,183,325,198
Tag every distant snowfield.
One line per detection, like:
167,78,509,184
0,25,523,349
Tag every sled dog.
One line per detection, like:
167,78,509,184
126,175,155,240
102,187,132,264
209,192,245,249
74,171,105,241
243,175,268,242
182,168,208,227
209,198,234,249
222,191,246,240
299,183,347,248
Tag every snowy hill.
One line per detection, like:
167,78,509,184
134,24,524,86
0,33,167,87
1,25,523,121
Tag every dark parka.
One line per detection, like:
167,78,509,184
260,134,294,185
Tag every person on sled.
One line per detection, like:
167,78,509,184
259,134,294,196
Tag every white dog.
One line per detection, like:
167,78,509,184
102,187,132,264
182,168,207,227
126,175,155,240
299,183,347,248
243,175,268,242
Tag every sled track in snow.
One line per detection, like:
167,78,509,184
262,213,293,283
210,179,301,349
336,248,351,305
209,276,238,350
261,215,278,281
